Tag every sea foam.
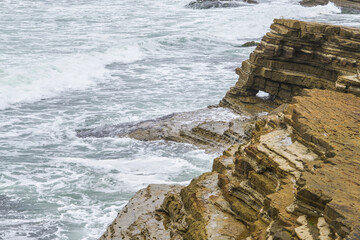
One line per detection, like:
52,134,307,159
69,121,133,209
0,45,144,110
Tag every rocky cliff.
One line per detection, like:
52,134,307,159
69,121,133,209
220,19,360,113
99,19,360,240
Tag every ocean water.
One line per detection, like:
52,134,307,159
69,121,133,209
0,0,359,239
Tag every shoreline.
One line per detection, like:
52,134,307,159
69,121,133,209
98,19,360,239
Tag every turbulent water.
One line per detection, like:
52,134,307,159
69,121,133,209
0,0,359,239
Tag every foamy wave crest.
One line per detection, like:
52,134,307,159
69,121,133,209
297,2,341,15
0,45,144,110
206,0,341,42
54,155,203,190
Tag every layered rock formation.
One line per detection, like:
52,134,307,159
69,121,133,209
99,19,360,240
220,19,360,113
78,19,360,150
101,89,360,240
77,107,258,151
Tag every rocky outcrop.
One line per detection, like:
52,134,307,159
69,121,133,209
186,0,258,9
240,41,260,47
101,89,360,240
77,107,260,151
99,19,360,240
100,185,183,240
77,97,280,151
220,19,360,113
102,90,360,239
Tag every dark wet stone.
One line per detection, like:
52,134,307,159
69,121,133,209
76,107,257,151
186,0,257,9
341,7,360,14
240,41,259,47
300,0,329,7
76,113,175,139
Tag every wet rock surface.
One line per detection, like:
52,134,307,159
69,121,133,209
100,184,183,240
77,107,258,151
240,41,260,47
185,0,257,9
299,0,330,7
300,0,360,10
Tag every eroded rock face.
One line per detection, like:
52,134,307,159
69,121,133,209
100,184,183,240
100,89,360,240
220,19,360,113
99,20,360,240
286,90,360,239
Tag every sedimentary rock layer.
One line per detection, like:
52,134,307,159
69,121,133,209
100,89,360,239
99,20,360,240
76,107,259,151
100,184,183,240
220,19,360,113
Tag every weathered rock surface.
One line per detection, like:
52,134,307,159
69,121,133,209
286,90,360,239
77,107,258,151
240,41,260,47
220,19,360,113
99,20,360,240
100,184,183,240
77,101,281,151
101,89,360,239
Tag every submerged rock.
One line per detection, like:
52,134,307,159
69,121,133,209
240,41,259,47
299,0,330,7
340,6,360,14
186,0,257,9
300,0,360,10
77,106,276,151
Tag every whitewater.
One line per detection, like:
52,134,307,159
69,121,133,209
0,0,359,239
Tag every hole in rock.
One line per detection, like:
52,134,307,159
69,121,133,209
256,90,274,100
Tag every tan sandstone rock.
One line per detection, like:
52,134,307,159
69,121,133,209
100,184,182,240
220,19,360,113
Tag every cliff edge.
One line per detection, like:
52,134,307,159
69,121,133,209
220,19,360,113
99,19,360,240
